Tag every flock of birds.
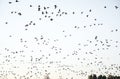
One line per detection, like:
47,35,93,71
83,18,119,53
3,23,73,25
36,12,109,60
0,0,120,79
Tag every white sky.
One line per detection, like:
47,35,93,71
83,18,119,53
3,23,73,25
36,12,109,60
0,0,120,79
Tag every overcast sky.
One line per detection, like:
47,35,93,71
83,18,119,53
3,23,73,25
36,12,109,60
0,0,120,79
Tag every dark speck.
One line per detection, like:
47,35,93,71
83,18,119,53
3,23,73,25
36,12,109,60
25,28,28,31
86,15,89,17
81,12,83,14
9,35,12,37
51,12,54,14
94,19,97,21
89,9,92,12
30,5,32,7
54,5,57,9
25,24,28,27
115,29,118,31
45,11,48,14
11,11,13,14
65,12,67,15
42,11,44,14
38,5,40,7
5,22,8,24
33,23,36,25
74,26,77,28
45,15,47,18
15,0,19,2
50,18,53,21
63,30,65,32
115,6,118,9
38,8,40,11
95,36,97,40
47,7,49,9
18,12,22,16
104,6,106,8
84,26,86,28
39,18,41,20
111,30,113,32
72,12,75,14
44,7,46,10
9,2,12,4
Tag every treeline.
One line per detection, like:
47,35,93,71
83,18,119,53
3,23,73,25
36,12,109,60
88,74,120,79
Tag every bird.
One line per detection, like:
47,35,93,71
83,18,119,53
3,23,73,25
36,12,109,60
30,5,32,7
8,2,12,4
72,12,75,14
5,22,8,24
15,0,19,2
89,9,92,12
18,12,22,16
95,36,97,40
54,5,57,9
115,6,118,9
104,6,106,8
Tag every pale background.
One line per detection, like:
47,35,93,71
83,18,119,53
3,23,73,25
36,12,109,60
0,0,120,79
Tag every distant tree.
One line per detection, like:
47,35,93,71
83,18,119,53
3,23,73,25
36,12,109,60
98,75,102,79
108,75,113,79
102,75,106,79
44,74,50,79
93,74,97,79
88,75,92,79
117,76,120,79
